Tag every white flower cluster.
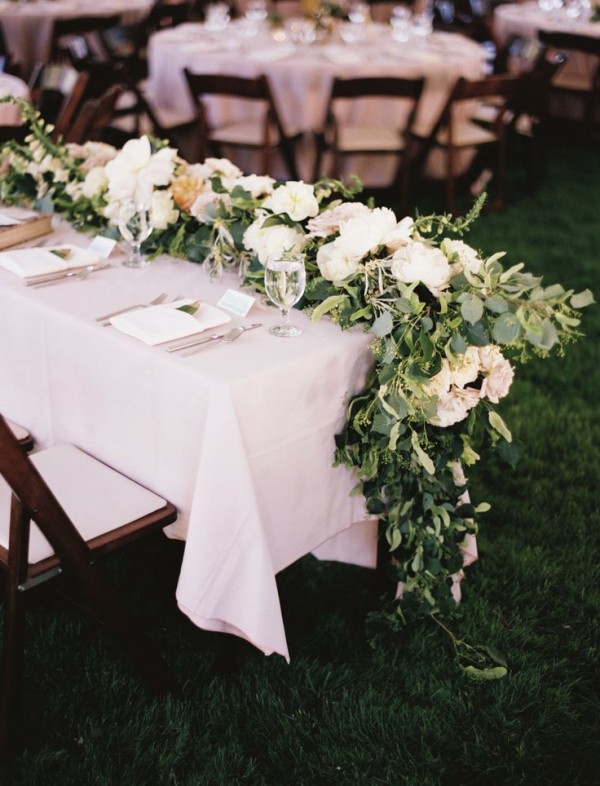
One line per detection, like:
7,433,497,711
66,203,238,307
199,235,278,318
424,345,514,428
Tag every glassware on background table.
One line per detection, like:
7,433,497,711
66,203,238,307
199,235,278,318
264,257,306,337
348,2,371,24
118,200,153,269
245,0,268,24
411,11,433,42
390,5,412,42
204,2,231,32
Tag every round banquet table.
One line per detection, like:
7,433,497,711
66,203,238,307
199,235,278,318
494,2,600,115
0,72,30,125
0,0,154,79
146,20,486,183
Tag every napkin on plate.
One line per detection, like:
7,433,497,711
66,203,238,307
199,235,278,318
109,299,232,345
0,244,100,278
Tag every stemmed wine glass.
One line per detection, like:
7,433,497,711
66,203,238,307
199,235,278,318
264,257,306,337
118,199,153,268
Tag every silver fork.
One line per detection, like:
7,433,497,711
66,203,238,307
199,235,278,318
96,292,168,324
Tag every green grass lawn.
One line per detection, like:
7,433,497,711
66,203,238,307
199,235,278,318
1,139,599,785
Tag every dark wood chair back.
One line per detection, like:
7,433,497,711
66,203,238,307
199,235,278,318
0,413,178,758
183,70,300,177
61,82,125,144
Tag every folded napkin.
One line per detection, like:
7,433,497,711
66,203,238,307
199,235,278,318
110,299,231,345
246,45,296,62
0,244,100,278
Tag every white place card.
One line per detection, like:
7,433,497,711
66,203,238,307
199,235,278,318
88,235,117,258
217,288,256,317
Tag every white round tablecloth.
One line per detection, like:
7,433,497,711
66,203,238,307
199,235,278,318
0,72,30,125
0,0,153,79
147,21,486,182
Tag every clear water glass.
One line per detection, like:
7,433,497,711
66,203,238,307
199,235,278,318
118,200,153,268
245,0,268,23
348,2,370,24
264,258,306,337
205,3,231,32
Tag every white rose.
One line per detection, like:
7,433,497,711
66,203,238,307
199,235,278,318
150,190,179,230
189,158,243,180
334,207,398,261
449,346,480,389
390,240,452,296
383,216,415,251
243,215,306,265
423,359,452,399
232,174,275,198
189,188,225,221
316,241,361,283
479,347,514,403
306,202,371,238
262,181,319,222
444,239,483,274
82,166,108,199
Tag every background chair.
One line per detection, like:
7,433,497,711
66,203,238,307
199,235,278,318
60,82,125,144
48,15,122,64
0,413,178,757
412,72,521,213
5,420,33,452
313,75,425,209
183,70,301,177
28,63,91,142
537,30,600,140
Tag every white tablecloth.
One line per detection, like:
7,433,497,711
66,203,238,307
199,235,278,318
0,0,153,79
146,21,486,182
0,72,29,125
0,218,376,660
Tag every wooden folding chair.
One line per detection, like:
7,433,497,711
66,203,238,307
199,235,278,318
413,73,521,213
0,413,178,757
313,75,425,209
4,420,33,452
61,82,125,144
538,30,600,139
183,70,301,177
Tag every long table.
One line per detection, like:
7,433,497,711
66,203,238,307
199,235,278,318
0,219,377,660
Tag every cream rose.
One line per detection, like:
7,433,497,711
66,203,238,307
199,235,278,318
444,239,483,274
104,135,177,205
243,215,306,265
306,202,371,238
316,242,361,283
262,181,319,222
81,166,108,199
150,190,179,230
479,346,514,403
390,240,452,296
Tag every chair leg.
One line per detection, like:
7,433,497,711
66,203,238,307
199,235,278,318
279,139,299,181
0,500,30,759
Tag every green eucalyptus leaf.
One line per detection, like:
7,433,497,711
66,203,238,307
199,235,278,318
492,312,522,344
460,294,484,324
484,294,508,314
371,310,394,337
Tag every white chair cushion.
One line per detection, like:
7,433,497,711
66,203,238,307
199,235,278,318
437,121,499,147
0,445,168,565
6,420,29,443
336,126,406,152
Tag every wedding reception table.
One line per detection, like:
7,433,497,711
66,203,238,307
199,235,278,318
0,72,29,125
0,216,377,660
146,20,486,182
493,1,600,112
0,0,153,79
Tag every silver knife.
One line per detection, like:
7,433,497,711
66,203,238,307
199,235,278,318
25,263,111,287
168,323,263,355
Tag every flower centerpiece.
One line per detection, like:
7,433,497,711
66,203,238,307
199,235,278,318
0,99,594,632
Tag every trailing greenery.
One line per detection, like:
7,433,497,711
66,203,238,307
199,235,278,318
0,131,598,785
0,98,594,642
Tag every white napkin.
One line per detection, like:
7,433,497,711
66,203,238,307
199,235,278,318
246,45,296,62
110,299,232,345
0,244,100,278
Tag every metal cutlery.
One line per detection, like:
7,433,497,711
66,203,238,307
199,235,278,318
170,323,263,356
26,262,112,287
96,292,168,323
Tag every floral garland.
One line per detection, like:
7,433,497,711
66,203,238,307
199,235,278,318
0,100,594,630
